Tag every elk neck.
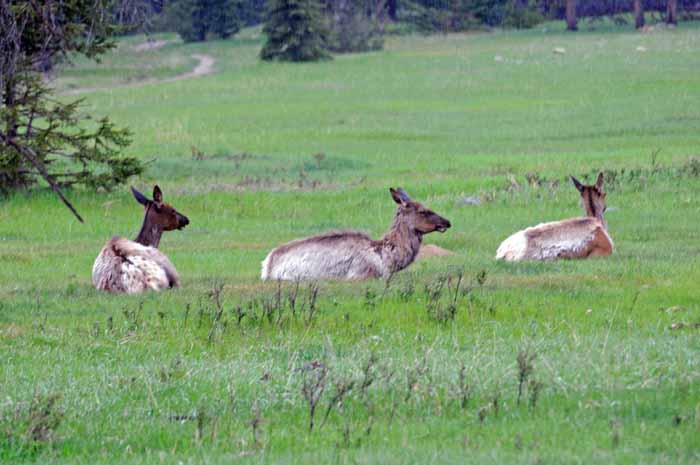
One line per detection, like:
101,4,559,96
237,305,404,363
134,206,163,248
583,190,607,230
380,210,423,272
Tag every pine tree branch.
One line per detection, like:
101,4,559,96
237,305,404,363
0,133,84,223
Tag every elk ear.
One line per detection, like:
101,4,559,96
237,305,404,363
153,185,163,204
570,176,584,193
595,172,604,190
131,187,150,206
390,187,410,205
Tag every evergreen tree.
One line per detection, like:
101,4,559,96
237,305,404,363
210,0,242,38
0,0,143,221
168,0,242,42
238,0,267,26
260,0,331,62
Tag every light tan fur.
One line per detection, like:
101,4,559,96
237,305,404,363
92,186,189,293
417,244,455,260
496,172,613,261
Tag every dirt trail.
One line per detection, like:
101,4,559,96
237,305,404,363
161,54,214,83
61,53,215,95
132,39,173,52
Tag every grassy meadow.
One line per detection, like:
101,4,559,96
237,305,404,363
2,21,700,464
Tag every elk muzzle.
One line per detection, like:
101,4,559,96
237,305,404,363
177,213,190,230
435,217,451,233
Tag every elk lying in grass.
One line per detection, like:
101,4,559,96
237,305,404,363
495,172,613,261
261,188,451,281
92,186,189,293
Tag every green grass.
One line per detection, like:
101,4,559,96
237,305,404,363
52,33,197,92
2,22,700,464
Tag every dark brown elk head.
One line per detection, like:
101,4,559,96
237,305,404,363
132,186,189,247
390,187,451,235
571,172,606,220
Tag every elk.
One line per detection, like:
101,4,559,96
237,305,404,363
495,172,613,261
261,188,451,281
92,185,189,293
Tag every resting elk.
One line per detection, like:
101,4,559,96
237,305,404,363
92,186,189,293
261,188,451,281
496,172,613,261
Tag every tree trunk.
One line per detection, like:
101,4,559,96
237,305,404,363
374,0,387,31
666,0,677,25
634,0,644,29
387,0,397,21
3,78,17,140
1,77,24,191
565,0,577,30
36,55,53,73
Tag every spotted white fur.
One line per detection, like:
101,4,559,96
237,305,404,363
92,237,180,293
495,230,528,261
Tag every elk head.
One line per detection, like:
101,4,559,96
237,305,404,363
390,187,451,234
570,172,607,221
132,185,189,232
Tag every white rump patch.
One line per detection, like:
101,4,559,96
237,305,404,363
495,230,527,261
260,254,271,280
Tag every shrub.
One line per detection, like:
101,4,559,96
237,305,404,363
397,0,486,33
503,0,544,28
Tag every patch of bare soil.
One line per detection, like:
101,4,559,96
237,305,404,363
162,54,214,83
61,53,215,95
132,39,173,52
416,244,455,260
